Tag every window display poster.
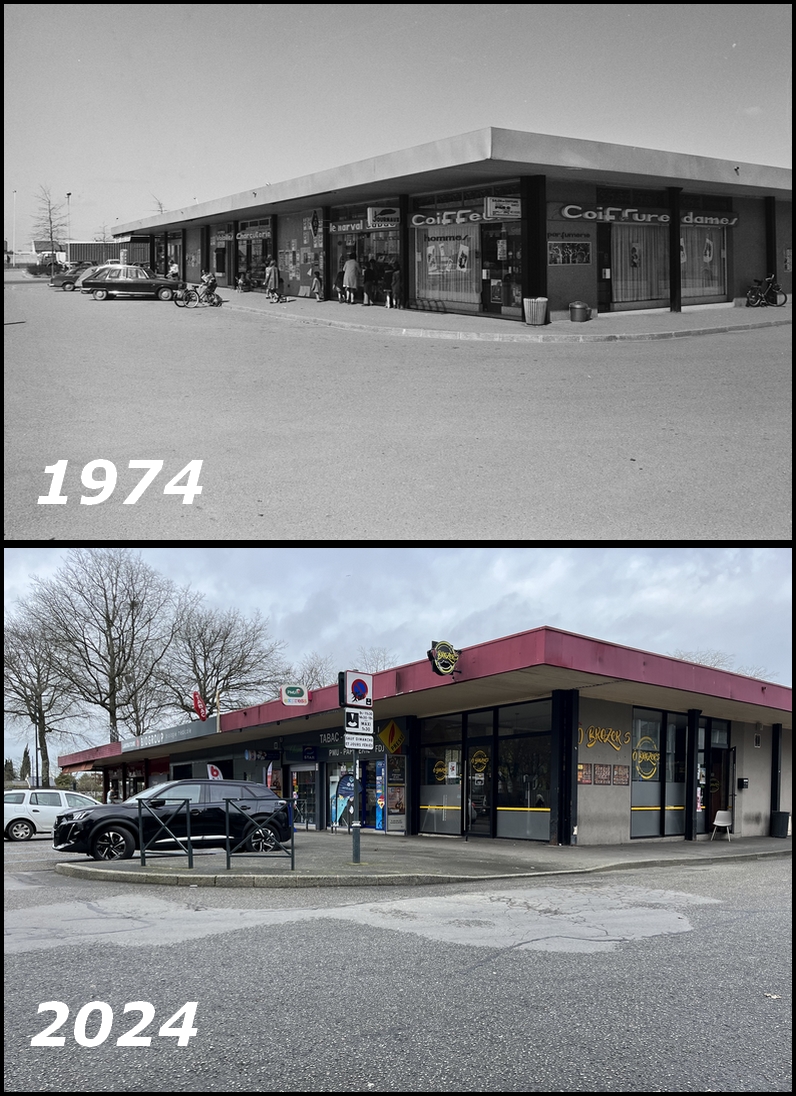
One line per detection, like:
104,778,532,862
388,755,406,784
388,787,406,815
594,764,612,785
548,241,592,265
577,763,592,784
612,765,630,786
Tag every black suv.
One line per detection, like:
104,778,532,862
52,779,289,862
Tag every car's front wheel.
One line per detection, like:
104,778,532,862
63,282,75,292
245,821,280,852
157,287,173,301
90,826,135,861
6,819,35,841
93,289,108,301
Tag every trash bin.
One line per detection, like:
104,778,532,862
770,811,790,838
569,301,590,322
523,297,548,325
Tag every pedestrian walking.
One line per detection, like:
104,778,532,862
342,252,361,304
264,258,281,301
391,262,402,309
310,268,323,301
334,270,345,303
382,263,394,308
362,260,377,306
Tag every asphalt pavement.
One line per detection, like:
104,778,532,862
53,829,792,888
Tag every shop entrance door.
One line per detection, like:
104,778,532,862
290,767,317,828
360,759,386,831
709,748,731,824
466,743,492,837
480,225,521,316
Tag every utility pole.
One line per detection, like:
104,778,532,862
66,193,72,265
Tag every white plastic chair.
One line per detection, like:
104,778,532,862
711,809,732,841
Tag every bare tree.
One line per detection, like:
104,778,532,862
26,548,198,742
159,606,291,717
150,194,166,214
4,605,85,786
287,651,338,691
668,648,772,680
30,185,68,271
354,645,397,673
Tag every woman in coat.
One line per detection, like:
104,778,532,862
342,253,361,304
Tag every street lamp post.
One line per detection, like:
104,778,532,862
66,193,72,265
12,189,16,267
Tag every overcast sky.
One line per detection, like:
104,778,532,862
4,547,791,762
5,4,791,247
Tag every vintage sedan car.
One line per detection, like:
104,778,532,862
49,262,96,291
52,779,290,861
80,264,184,301
4,788,99,841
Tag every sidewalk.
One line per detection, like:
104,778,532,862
6,267,789,342
223,289,790,343
54,831,791,889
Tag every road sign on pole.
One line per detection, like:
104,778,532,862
338,670,373,708
344,732,375,751
344,708,374,734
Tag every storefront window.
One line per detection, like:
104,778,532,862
419,744,462,835
420,714,462,744
414,222,481,306
496,734,551,841
236,220,271,289
665,713,687,835
631,708,662,837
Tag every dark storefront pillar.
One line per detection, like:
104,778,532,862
519,175,547,301
550,689,579,846
667,187,682,312
764,197,778,279
770,723,782,812
398,194,410,304
684,708,702,840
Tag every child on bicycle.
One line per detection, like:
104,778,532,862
198,269,217,302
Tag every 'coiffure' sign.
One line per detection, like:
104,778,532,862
367,207,401,228
411,197,521,227
558,204,738,226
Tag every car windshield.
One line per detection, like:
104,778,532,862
124,783,182,803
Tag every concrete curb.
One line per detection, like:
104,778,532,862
222,301,791,343
54,845,790,888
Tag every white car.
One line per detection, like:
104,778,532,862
4,788,99,841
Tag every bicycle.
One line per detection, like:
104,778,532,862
264,287,288,304
746,274,787,308
174,284,223,308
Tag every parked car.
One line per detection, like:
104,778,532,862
4,788,100,841
49,262,96,291
80,264,184,301
52,779,290,861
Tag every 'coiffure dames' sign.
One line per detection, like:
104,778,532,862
557,204,738,226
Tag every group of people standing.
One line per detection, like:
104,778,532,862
336,253,402,307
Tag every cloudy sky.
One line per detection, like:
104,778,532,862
5,5,791,246
4,549,791,751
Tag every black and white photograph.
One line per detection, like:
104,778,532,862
4,5,791,541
